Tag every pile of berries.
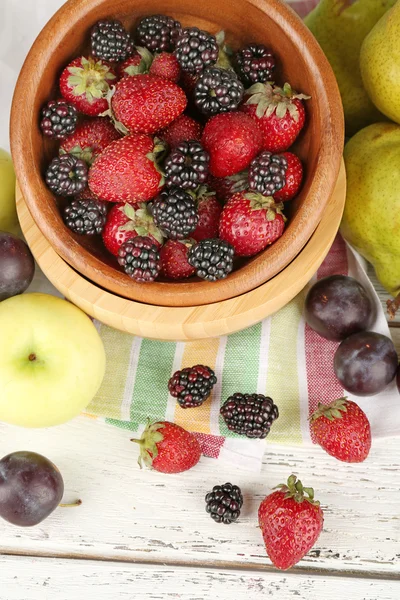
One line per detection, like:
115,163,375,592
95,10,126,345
40,14,309,284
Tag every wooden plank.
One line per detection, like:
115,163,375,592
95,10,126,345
0,417,400,576
2,555,400,600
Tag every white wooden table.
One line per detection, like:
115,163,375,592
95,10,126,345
2,0,400,597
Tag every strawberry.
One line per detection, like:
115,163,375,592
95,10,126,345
191,186,222,241
258,475,324,570
219,191,285,256
131,420,201,473
88,134,165,203
273,152,303,202
150,52,181,83
201,112,263,178
118,47,153,78
241,82,310,153
59,57,116,116
160,239,195,279
159,114,202,149
60,117,120,165
310,398,371,463
111,74,187,134
208,171,248,203
102,202,164,257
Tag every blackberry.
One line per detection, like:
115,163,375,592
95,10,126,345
136,14,182,52
194,67,244,116
164,141,209,190
188,238,234,281
235,44,275,87
40,100,78,140
220,393,279,439
175,27,219,74
45,154,88,197
168,365,217,408
63,198,108,235
153,188,199,240
248,151,288,196
91,20,134,62
205,483,243,524
118,236,161,282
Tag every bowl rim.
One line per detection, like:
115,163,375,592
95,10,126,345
10,0,344,308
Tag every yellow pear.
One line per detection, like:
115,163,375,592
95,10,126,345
305,0,395,136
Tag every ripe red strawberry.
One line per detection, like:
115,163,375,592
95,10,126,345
208,171,248,203
202,112,263,178
60,117,120,165
160,239,195,279
310,398,371,463
159,114,202,149
131,420,201,473
102,202,164,257
118,47,153,78
150,52,181,83
258,475,324,570
111,74,187,134
273,152,303,202
60,57,116,116
88,134,165,202
241,83,310,153
191,186,222,242
219,191,285,256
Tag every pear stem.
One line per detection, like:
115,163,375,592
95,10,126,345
59,499,82,508
387,294,400,320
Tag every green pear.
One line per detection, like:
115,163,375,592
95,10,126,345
360,2,400,124
305,0,395,137
341,122,400,299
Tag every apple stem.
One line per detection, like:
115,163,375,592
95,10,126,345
59,499,82,508
387,294,400,320
28,353,37,362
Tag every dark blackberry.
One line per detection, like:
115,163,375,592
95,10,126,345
174,27,219,74
220,393,279,439
248,151,288,196
40,100,78,140
194,67,244,116
153,187,199,240
188,238,234,281
118,236,161,282
91,20,134,62
45,154,88,197
235,44,275,87
136,14,182,52
205,483,243,524
164,141,209,190
168,365,217,408
63,198,107,235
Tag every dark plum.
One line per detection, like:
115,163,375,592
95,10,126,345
334,331,398,396
0,451,64,526
305,275,373,341
397,365,400,394
0,231,35,301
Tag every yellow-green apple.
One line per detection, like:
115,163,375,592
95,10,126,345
0,149,18,234
0,293,106,427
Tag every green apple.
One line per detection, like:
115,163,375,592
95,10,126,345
0,149,17,234
0,293,106,428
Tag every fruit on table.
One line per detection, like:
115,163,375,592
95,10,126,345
0,231,35,300
273,152,303,203
360,1,400,125
340,123,400,307
191,186,222,242
334,331,398,396
159,114,202,149
248,151,288,197
45,154,88,197
168,364,217,409
160,239,195,279
131,420,201,473
118,47,154,78
220,393,279,438
149,52,181,83
205,483,243,524
136,14,182,53
152,187,199,240
188,238,234,281
40,100,78,140
305,0,395,136
305,275,373,341
0,149,17,234
0,293,106,427
63,198,108,236
194,67,244,117
60,117,121,165
258,475,324,570
90,20,134,63
235,44,275,88
310,398,371,463
0,451,64,527
118,236,161,282
174,27,219,74
164,141,209,190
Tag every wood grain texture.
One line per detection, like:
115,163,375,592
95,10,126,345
16,161,346,341
10,0,344,307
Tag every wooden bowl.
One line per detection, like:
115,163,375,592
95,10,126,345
17,161,346,341
11,0,344,308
